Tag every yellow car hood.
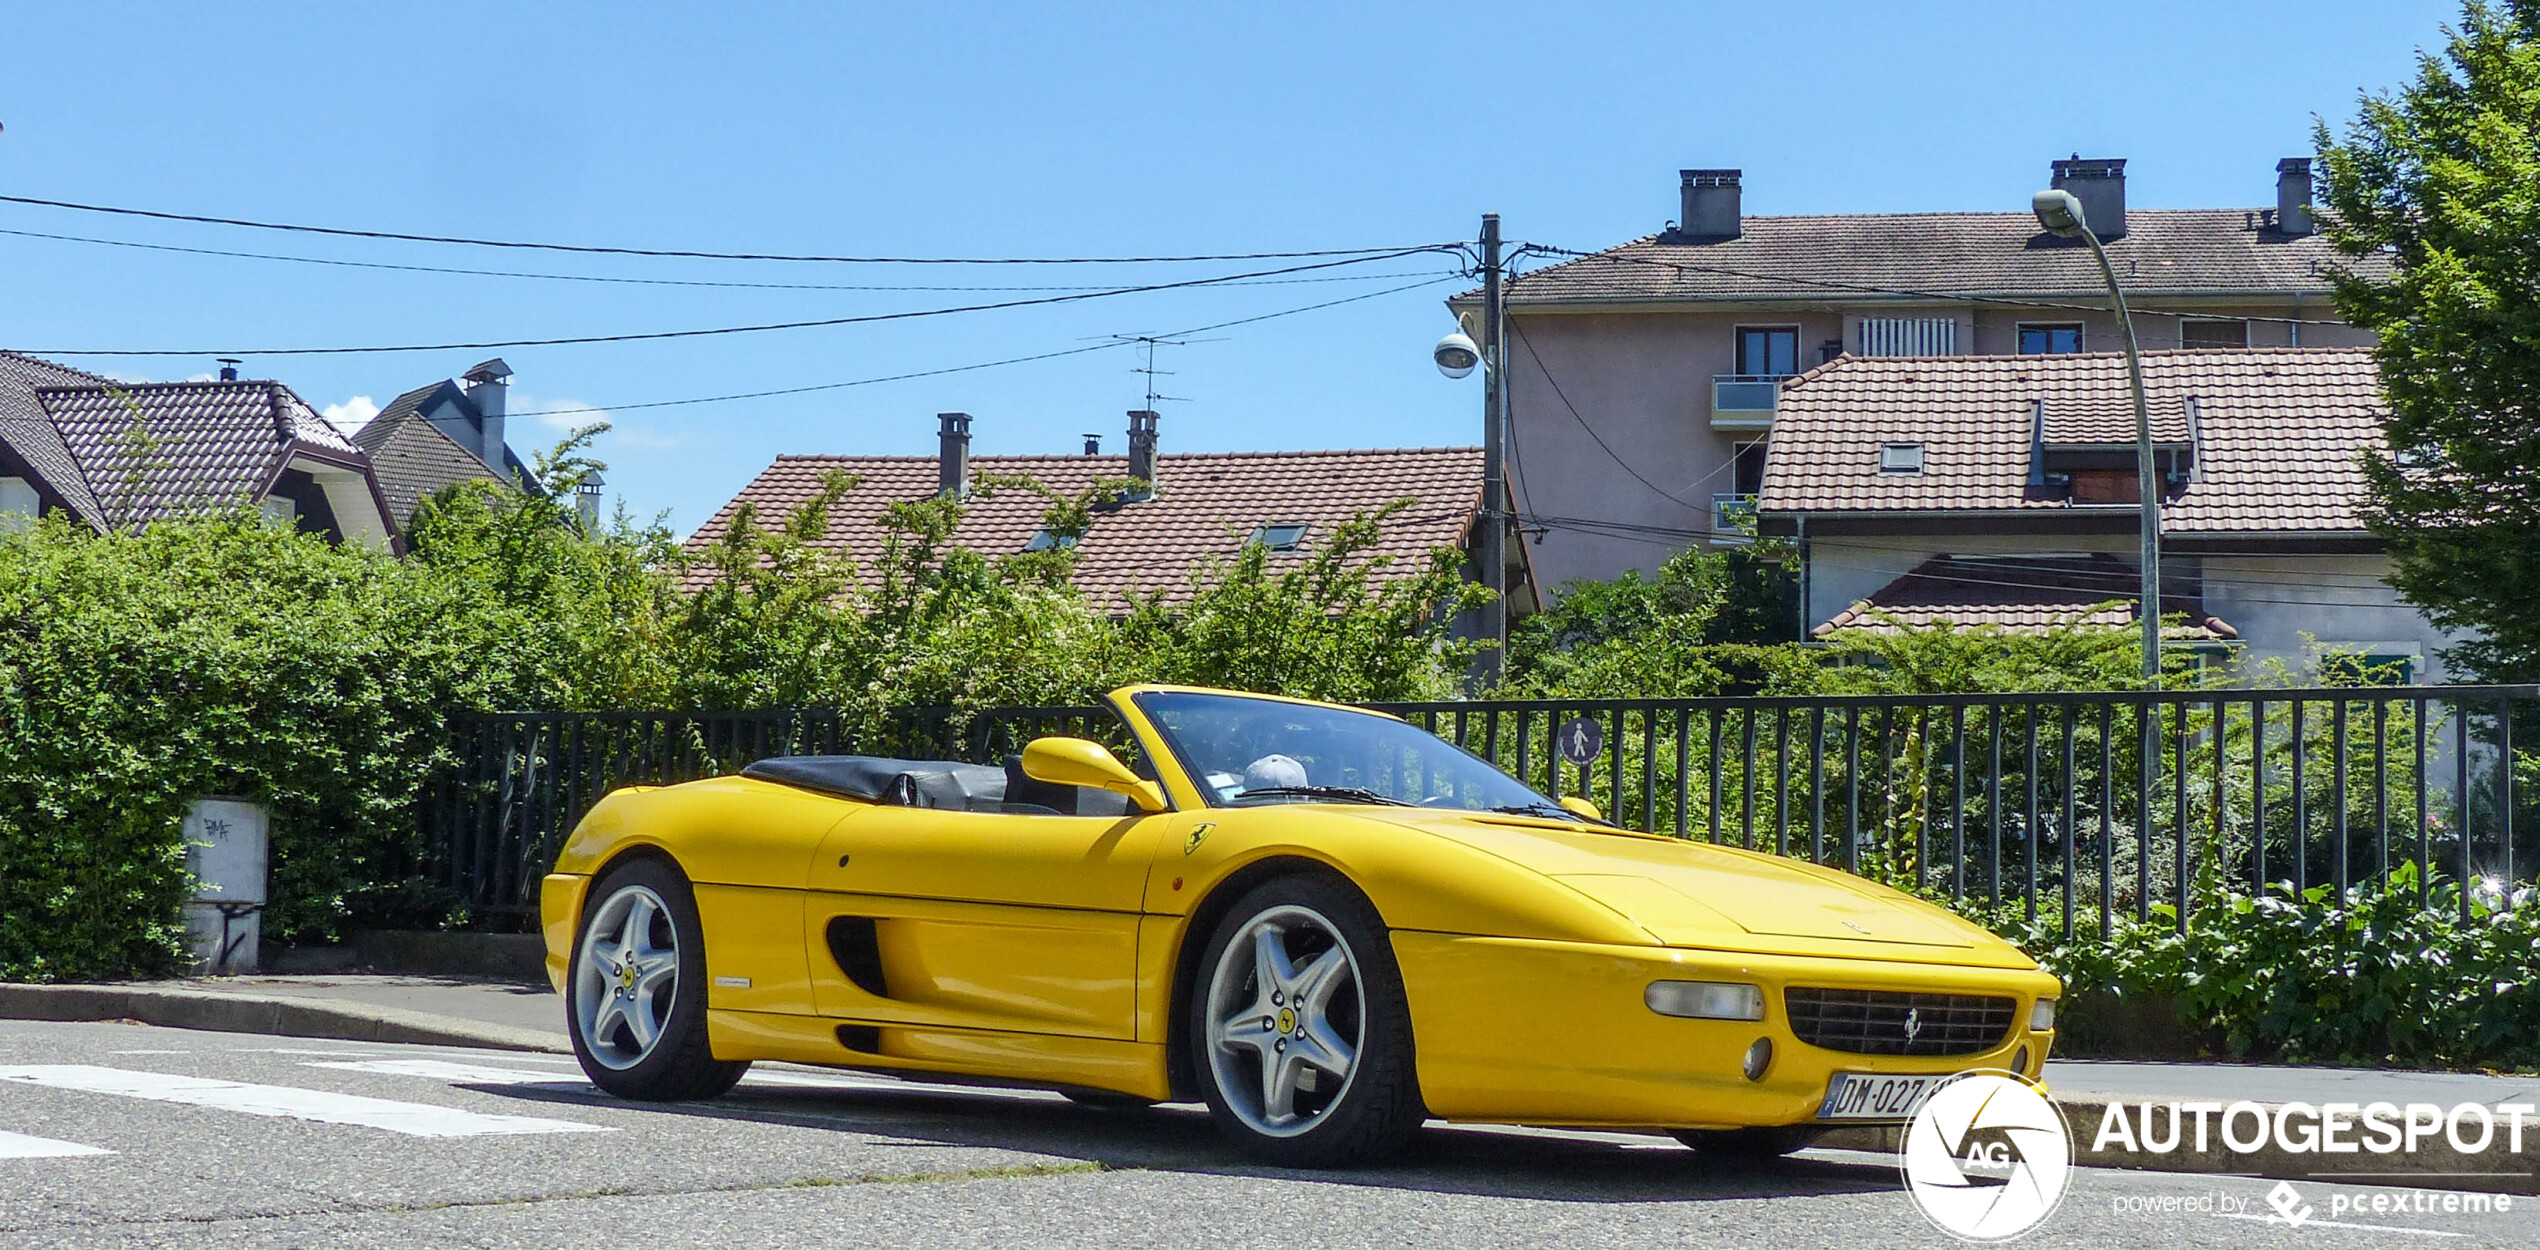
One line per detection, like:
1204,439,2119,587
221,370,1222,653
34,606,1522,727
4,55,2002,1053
1365,809,2035,969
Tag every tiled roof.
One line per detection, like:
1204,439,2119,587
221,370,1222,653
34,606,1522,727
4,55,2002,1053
1757,347,2382,533
1498,211,2381,306
354,407,505,525
0,351,112,524
684,448,1482,609
1816,554,2236,640
2039,393,2193,446
38,379,366,526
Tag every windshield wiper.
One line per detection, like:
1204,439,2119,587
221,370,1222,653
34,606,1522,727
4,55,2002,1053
1232,785,1413,807
1491,801,1603,825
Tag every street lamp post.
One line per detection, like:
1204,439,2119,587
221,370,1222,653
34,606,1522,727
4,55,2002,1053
1434,214,1506,691
2032,189,2162,691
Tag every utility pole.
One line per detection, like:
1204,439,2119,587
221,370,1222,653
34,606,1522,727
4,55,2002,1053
1476,213,1508,691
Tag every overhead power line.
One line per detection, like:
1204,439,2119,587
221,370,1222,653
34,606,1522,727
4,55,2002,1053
0,192,1454,266
508,274,1463,420
28,249,1443,358
0,225,1461,293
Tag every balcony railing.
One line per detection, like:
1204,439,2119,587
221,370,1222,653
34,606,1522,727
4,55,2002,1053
1712,374,1788,430
1712,492,1757,545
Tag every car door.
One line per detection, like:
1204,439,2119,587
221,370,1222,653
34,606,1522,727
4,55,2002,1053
802,804,1187,1039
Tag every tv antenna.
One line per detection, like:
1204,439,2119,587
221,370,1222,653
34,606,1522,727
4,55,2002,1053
1097,333,1225,410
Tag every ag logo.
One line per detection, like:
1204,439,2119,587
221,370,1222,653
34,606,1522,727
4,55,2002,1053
1900,1070,2072,1242
1182,822,1216,855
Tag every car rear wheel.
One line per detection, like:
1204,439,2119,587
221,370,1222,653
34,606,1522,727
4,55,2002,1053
569,857,748,1100
1192,875,1422,1167
1670,1126,1825,1160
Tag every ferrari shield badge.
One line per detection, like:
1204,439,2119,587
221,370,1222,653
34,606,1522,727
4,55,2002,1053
1183,822,1216,855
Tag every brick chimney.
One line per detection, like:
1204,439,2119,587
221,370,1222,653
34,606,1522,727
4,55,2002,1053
2275,157,2314,236
1125,410,1158,500
2050,157,2126,240
937,412,972,498
1679,169,1742,240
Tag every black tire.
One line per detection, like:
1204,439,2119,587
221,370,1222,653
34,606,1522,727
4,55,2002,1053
1670,1125,1825,1160
1188,873,1423,1168
568,856,749,1100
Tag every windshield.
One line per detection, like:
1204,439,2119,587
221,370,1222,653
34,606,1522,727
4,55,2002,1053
1132,690,1578,817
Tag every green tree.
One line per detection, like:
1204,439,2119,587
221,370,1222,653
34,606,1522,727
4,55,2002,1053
2317,0,2540,681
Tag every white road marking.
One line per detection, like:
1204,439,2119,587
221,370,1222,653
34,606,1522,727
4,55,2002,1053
0,1065,608,1138
307,1059,909,1094
305,1060,585,1086
0,1130,111,1159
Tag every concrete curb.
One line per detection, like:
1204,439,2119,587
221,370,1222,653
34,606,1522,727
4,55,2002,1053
0,983,569,1055
1819,1093,2537,1195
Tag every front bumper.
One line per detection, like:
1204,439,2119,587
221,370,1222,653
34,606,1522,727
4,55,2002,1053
539,873,591,996
1393,932,2059,1129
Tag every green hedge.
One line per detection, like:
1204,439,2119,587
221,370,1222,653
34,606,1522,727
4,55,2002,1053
1958,866,2540,1069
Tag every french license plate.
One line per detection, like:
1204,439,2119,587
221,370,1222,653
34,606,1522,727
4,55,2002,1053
1817,1072,1939,1121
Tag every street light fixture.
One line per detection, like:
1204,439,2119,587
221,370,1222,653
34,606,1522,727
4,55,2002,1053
2033,188,2163,690
1433,330,1481,379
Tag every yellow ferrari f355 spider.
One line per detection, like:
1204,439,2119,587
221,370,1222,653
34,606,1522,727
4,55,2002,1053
542,684,2059,1166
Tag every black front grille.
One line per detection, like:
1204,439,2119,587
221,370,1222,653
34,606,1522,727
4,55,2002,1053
1784,988,2016,1056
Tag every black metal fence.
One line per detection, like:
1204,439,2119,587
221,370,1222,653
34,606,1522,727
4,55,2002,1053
430,686,2536,937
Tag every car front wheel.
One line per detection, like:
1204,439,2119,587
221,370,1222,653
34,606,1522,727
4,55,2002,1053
569,857,748,1100
1191,874,1422,1167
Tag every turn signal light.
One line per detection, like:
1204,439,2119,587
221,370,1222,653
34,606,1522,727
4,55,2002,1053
2030,999,2058,1032
1645,980,1766,1021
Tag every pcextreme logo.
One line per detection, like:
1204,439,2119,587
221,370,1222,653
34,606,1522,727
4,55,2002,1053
1901,1070,2075,1241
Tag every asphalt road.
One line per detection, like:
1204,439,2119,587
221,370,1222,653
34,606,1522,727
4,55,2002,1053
2,1019,2531,1249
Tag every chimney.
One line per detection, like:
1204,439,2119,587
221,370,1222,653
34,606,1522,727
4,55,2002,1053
461,358,512,471
1678,169,1742,240
2050,157,2126,240
1082,433,1101,456
2275,157,2314,236
215,358,241,382
936,411,972,497
1125,410,1158,499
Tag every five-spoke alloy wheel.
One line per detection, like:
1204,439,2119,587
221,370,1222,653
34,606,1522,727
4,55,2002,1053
1192,875,1421,1166
568,857,748,1100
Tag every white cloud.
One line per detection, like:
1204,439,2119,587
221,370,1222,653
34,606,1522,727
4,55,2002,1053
321,395,380,434
515,393,682,449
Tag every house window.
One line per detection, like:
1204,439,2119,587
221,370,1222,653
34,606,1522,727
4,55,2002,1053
1736,326,1800,377
2019,323,2085,354
259,496,297,525
1732,441,1769,496
1249,523,1309,551
2320,650,2419,686
1879,443,1925,475
1021,528,1078,552
1859,317,1956,357
2180,319,2249,348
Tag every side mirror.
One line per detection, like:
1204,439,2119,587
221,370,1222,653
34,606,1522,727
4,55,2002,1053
1558,796,1603,822
1020,737,1167,814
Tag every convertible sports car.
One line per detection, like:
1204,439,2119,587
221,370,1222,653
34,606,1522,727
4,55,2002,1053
542,684,2060,1167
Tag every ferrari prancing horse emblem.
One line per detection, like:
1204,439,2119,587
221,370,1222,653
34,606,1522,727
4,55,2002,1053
1183,822,1216,855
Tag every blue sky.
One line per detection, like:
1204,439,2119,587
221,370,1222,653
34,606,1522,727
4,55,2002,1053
0,1,2458,536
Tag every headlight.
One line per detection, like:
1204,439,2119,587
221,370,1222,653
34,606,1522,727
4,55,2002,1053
1646,980,1766,1021
2030,999,2058,1032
